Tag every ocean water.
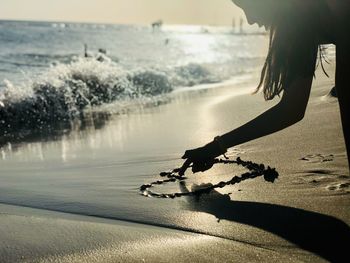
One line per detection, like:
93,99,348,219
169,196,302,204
0,20,269,142
0,21,267,86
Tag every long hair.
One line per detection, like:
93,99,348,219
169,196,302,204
256,12,320,100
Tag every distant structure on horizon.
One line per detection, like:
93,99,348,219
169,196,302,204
151,19,163,32
239,17,244,34
232,16,268,36
231,16,245,34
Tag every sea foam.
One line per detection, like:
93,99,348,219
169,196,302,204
0,55,219,143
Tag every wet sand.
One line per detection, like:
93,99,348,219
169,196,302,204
0,64,349,262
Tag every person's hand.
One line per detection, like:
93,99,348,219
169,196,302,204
179,139,225,175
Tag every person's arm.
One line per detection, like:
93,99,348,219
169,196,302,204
180,76,313,174
221,76,313,148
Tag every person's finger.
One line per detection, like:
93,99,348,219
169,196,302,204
182,149,195,159
192,164,200,173
178,158,192,176
181,150,189,159
192,161,207,173
192,160,214,173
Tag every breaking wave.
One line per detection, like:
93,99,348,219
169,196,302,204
0,56,219,142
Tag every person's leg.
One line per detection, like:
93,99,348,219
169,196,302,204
336,43,350,171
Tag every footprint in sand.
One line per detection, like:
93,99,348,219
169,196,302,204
297,154,350,192
299,154,334,163
296,172,350,194
326,182,350,193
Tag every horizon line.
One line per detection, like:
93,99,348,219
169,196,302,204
0,18,242,28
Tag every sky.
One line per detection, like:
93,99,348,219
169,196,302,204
0,0,244,25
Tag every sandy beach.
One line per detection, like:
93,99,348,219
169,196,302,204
0,58,349,263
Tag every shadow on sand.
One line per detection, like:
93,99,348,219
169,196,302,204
180,182,350,263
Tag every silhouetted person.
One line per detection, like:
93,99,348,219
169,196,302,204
98,48,107,55
181,0,350,174
83,43,93,58
84,43,88,58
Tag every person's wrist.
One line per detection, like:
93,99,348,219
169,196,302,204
213,135,228,155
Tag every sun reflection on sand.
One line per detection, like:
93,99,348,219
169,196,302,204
0,110,167,163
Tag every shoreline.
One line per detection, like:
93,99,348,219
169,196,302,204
0,63,349,262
